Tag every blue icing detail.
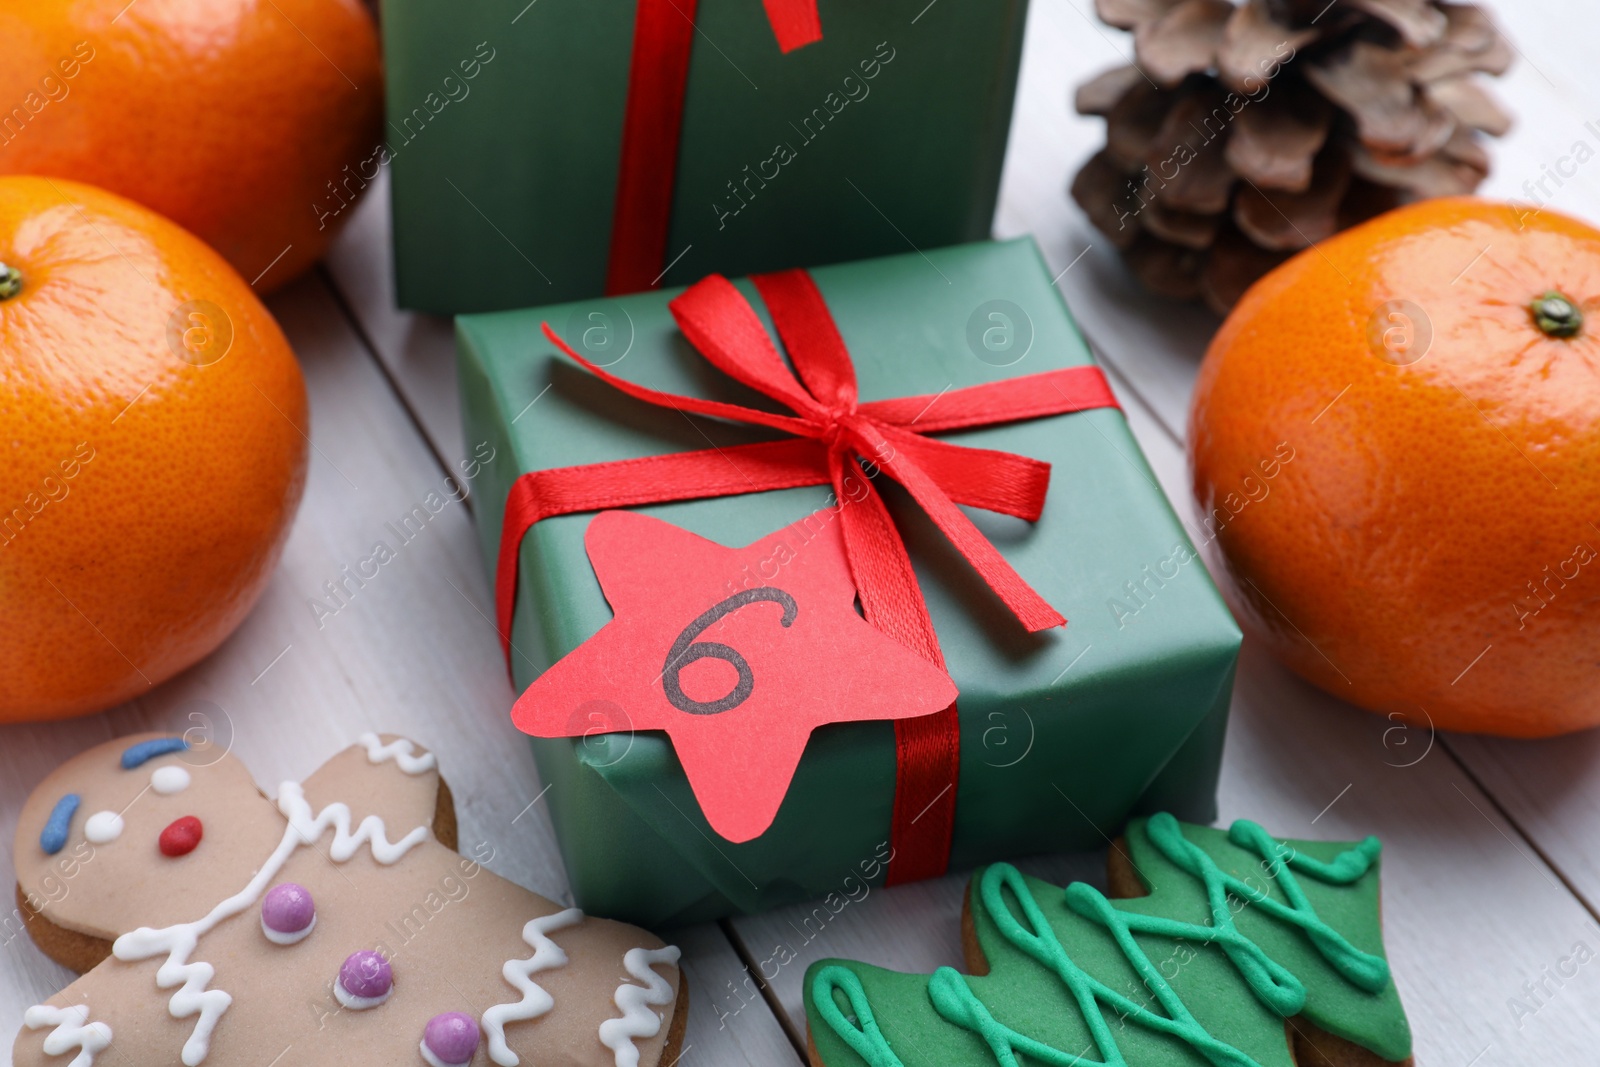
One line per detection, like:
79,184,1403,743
121,737,190,770
41,794,80,855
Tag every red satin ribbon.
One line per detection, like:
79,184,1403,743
494,268,1121,885
606,0,825,296
761,0,824,51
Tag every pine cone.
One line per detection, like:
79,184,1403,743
1070,0,1513,313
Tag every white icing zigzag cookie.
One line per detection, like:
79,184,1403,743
601,948,685,1067
359,733,439,776
21,1006,110,1067
13,732,685,1067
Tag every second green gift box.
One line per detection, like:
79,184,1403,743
382,0,1030,313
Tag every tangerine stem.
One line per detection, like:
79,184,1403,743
1531,291,1582,337
0,263,20,301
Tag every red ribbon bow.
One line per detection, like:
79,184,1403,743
495,268,1120,884
606,0,826,295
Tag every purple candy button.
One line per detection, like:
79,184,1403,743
260,883,315,944
335,950,393,1009
421,1012,480,1067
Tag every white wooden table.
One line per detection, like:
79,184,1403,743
6,2,1600,1063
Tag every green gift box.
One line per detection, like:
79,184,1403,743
380,0,1029,314
458,238,1242,927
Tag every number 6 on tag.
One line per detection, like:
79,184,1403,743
662,588,798,715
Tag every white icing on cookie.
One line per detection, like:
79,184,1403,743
419,1042,463,1067
598,946,682,1067
152,765,192,795
276,781,430,862
481,907,584,1066
22,1004,112,1067
332,980,390,1011
110,781,430,1065
84,811,123,844
260,914,315,946
358,733,438,775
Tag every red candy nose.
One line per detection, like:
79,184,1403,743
159,816,203,857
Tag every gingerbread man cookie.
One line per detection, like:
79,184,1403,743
12,733,686,1067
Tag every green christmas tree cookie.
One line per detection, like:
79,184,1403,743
804,813,1412,1067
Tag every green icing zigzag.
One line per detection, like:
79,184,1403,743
804,814,1412,1067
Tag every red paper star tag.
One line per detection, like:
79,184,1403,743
512,510,960,843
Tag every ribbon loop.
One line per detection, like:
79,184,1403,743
752,270,860,414
670,276,829,422
879,430,1052,523
541,321,819,439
